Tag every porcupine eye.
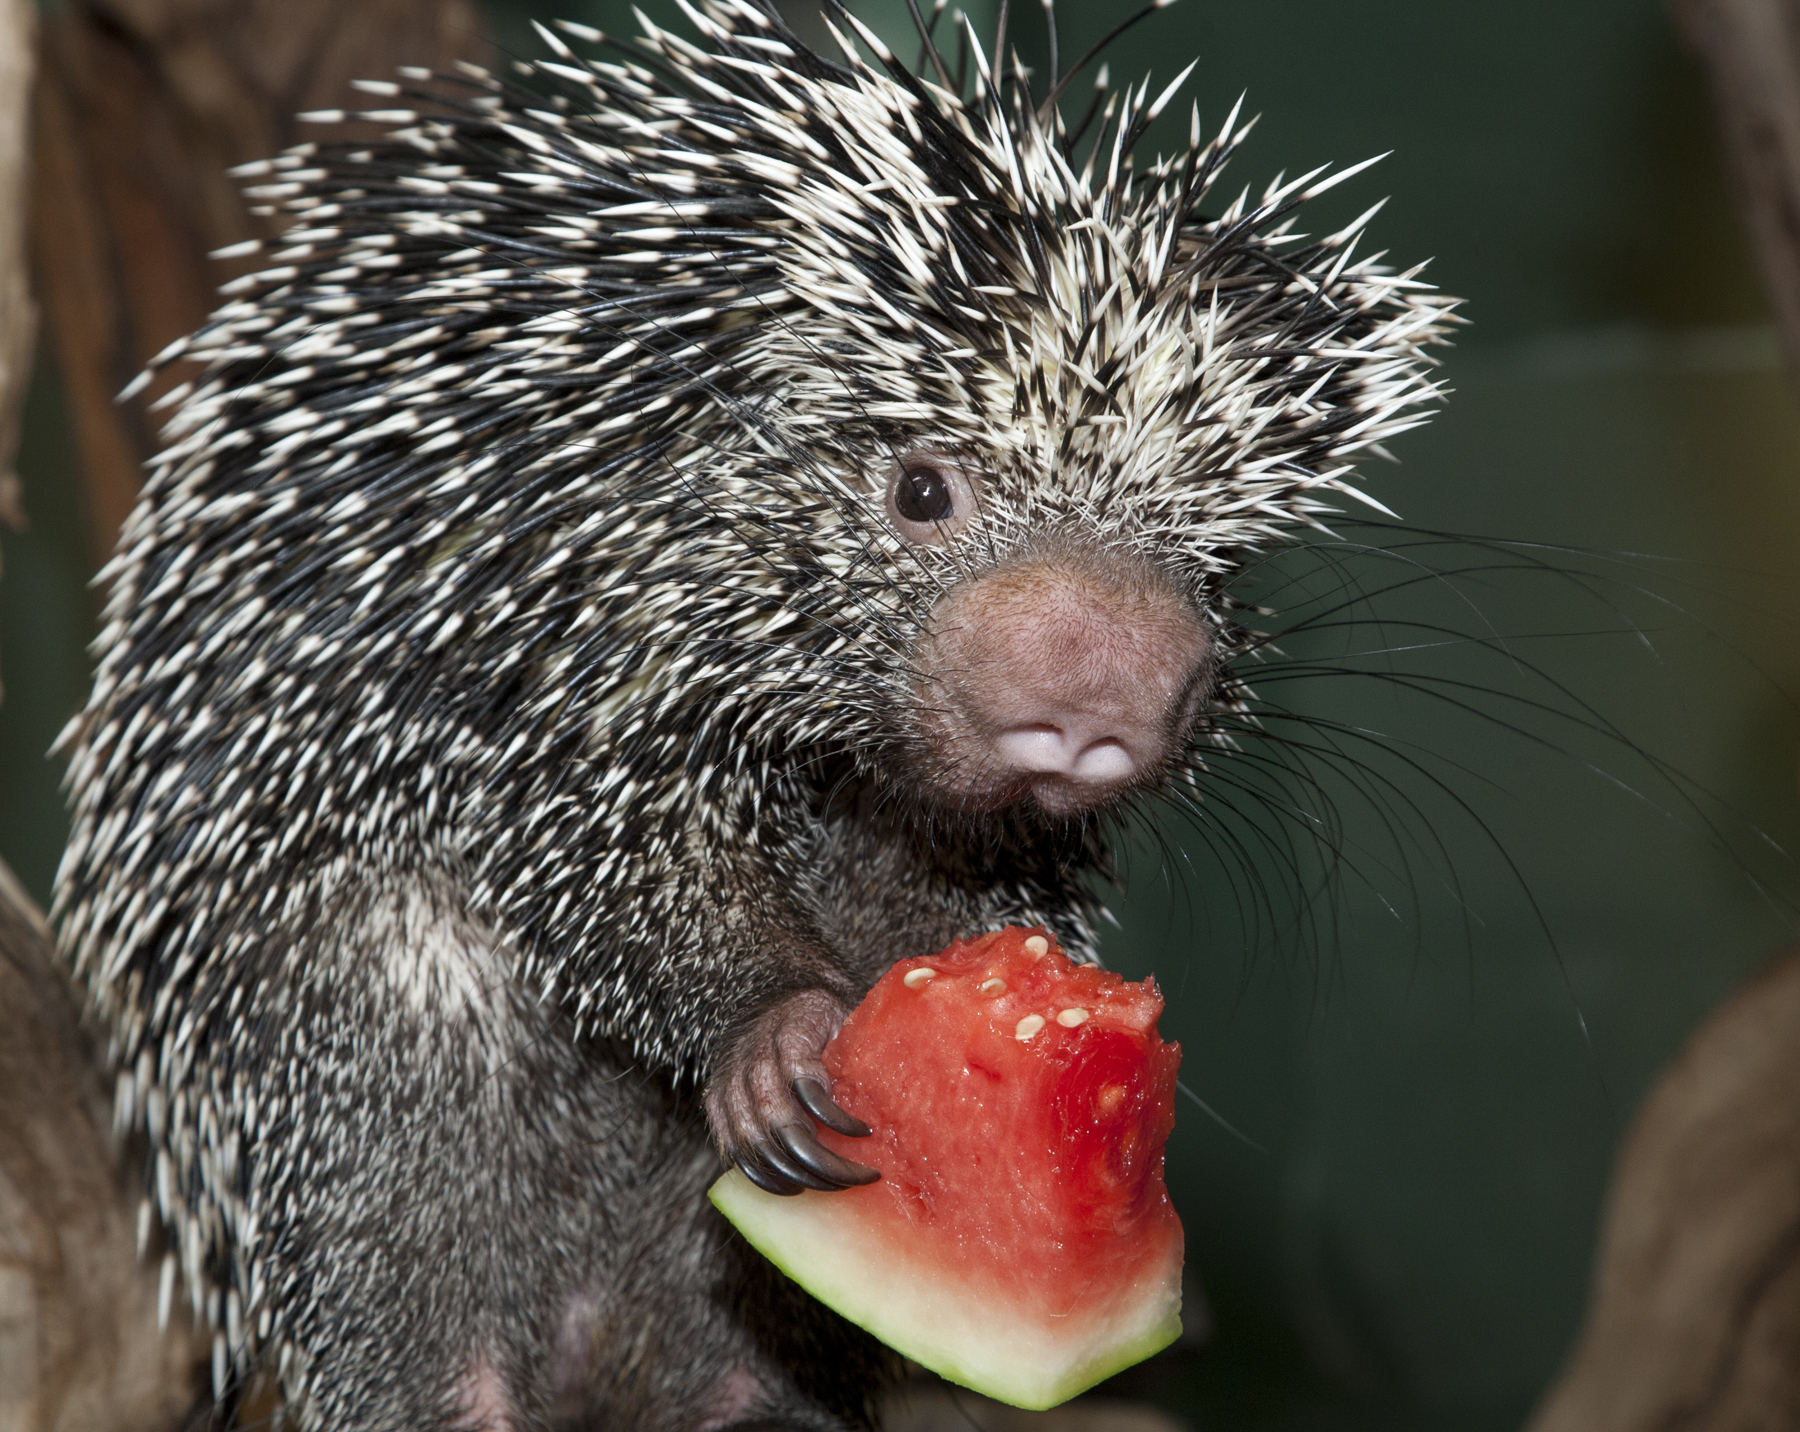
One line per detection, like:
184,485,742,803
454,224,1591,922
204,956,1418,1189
896,465,952,522
886,453,978,547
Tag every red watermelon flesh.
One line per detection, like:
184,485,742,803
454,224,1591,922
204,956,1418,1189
709,927,1184,1409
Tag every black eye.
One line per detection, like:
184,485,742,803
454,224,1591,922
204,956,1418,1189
895,465,954,523
884,452,979,547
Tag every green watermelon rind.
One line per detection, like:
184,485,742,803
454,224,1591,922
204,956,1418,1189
709,1168,1184,1411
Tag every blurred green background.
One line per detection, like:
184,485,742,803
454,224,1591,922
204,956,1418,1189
6,1,1800,1429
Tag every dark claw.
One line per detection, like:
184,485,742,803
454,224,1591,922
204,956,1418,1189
738,1156,803,1197
775,1122,880,1189
794,1075,871,1138
752,1135,840,1193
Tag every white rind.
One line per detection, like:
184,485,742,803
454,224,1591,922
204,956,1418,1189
709,1169,1183,1410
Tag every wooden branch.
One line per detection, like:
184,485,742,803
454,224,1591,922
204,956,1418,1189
0,12,195,1428
1527,949,1800,1432
13,12,494,1420
1526,13,1800,1417
1674,0,1800,385
1520,13,1800,1417
0,0,33,536
0,858,205,1432
30,0,487,568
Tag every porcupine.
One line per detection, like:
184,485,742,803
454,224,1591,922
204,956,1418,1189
52,0,1457,1427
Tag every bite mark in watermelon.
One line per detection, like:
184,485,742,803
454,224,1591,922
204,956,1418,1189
709,927,1184,1410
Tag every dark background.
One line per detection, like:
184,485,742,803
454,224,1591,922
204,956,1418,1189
5,2,1800,1428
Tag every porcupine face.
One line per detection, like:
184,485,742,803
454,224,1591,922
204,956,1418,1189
816,443,1217,822
664,10,1457,830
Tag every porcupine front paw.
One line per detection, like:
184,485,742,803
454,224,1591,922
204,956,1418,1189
705,988,880,1196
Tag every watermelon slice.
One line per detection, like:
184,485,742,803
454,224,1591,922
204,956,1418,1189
709,926,1184,1410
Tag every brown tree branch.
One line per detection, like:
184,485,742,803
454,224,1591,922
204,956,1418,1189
0,0,32,537
0,857,205,1431
10,6,490,1424
1524,9,1800,1424
1528,950,1800,1432
1675,0,1800,384
30,0,487,568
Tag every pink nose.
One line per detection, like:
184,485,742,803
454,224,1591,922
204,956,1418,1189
914,552,1211,815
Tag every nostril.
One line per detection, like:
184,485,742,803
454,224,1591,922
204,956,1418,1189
1070,739,1134,783
994,726,1139,784
995,724,1075,773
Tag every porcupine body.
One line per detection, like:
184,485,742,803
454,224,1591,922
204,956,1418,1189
55,2,1456,1428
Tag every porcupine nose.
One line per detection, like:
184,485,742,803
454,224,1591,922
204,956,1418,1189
917,552,1210,816
994,723,1138,782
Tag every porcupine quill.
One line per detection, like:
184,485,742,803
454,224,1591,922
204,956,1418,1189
54,0,1456,1426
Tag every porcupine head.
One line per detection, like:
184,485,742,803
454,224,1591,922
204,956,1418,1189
54,1,1455,1427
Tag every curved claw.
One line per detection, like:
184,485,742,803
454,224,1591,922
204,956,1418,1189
737,1155,804,1197
793,1075,871,1138
736,1134,831,1195
775,1122,879,1188
747,1134,841,1194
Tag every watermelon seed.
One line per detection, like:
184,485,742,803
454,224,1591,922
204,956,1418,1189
1024,935,1049,958
903,967,937,989
1056,1007,1090,1027
979,977,1007,996
1014,1014,1046,1041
